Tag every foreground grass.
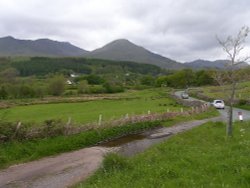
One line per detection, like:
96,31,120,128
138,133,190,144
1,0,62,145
80,121,250,188
0,108,218,170
0,88,184,124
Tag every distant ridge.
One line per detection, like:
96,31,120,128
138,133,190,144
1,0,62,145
0,36,88,57
185,59,249,69
86,39,184,69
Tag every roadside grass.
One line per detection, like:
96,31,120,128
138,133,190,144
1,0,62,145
235,104,250,111
189,81,250,110
0,108,218,170
0,88,184,124
80,120,250,188
190,81,250,101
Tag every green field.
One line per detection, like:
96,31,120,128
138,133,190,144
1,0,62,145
80,121,250,188
190,81,250,101
0,88,185,124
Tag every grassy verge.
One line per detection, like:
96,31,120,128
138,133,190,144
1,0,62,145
80,120,250,188
0,108,218,170
0,121,160,169
235,104,250,111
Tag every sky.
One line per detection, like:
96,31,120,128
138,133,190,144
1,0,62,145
0,0,250,62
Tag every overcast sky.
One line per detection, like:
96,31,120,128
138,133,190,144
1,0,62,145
0,0,250,62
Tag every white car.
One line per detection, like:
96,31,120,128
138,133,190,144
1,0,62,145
181,92,189,99
212,100,225,109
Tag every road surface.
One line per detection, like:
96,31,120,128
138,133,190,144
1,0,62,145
175,91,250,121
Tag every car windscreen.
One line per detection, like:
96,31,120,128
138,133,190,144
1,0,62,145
215,101,223,104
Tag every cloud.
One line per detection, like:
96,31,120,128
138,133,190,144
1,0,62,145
0,0,250,62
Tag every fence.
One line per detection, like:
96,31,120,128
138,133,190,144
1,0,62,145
0,103,210,142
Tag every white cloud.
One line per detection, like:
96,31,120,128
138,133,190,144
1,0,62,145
0,0,250,62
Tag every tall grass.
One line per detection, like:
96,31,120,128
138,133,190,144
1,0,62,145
80,121,250,188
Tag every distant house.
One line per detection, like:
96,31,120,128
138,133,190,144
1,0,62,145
66,80,73,85
70,73,78,78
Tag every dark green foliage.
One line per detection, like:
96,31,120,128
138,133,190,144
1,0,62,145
12,57,92,76
11,57,162,76
157,69,215,88
140,75,156,86
0,83,40,99
195,70,214,86
238,99,248,106
0,85,7,99
84,74,105,85
103,82,125,93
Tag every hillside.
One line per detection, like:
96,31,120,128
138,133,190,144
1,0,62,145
185,59,249,69
86,39,184,69
0,36,88,57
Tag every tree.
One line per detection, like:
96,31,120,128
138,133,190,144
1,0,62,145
0,68,19,83
77,80,89,94
140,75,155,86
216,26,250,137
48,75,65,96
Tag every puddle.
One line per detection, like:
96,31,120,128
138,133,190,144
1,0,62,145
101,134,146,147
100,128,172,157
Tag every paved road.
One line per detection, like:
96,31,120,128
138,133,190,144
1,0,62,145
175,91,250,121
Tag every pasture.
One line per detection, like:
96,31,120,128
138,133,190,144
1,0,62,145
0,88,185,124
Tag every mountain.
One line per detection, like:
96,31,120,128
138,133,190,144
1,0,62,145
86,39,184,69
0,36,88,57
185,59,249,69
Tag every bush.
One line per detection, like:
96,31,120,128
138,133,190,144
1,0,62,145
84,75,105,85
48,75,65,96
102,153,131,171
0,85,7,99
103,83,125,93
88,85,106,94
238,99,248,106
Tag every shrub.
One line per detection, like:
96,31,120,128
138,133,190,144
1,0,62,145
48,75,65,96
103,82,125,93
102,153,131,171
238,99,248,106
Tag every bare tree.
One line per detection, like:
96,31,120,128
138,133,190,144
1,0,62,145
216,26,250,137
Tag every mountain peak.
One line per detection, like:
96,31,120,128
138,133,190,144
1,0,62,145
87,39,183,69
0,36,88,57
1,36,15,40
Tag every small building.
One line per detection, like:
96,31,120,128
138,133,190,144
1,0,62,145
66,80,73,85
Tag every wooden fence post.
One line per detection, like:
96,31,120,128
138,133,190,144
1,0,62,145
98,114,102,126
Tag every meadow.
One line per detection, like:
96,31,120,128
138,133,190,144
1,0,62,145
80,120,250,188
0,88,185,124
189,81,250,101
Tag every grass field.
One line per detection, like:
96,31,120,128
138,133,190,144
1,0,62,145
190,81,250,101
80,121,250,188
0,88,185,124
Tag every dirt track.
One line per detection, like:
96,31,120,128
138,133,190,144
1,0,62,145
0,147,115,188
